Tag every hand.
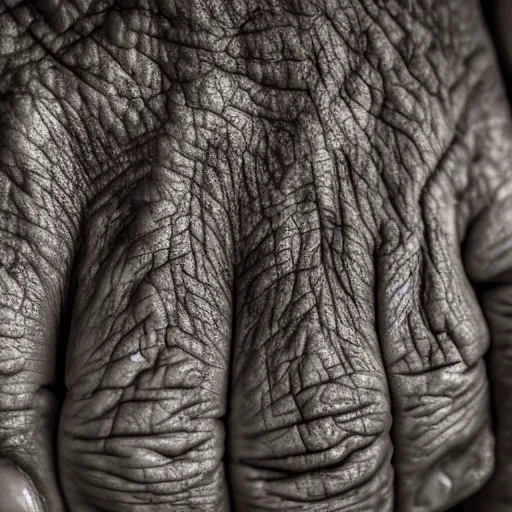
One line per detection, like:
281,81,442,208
0,1,511,510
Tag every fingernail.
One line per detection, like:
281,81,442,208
0,460,43,512
415,469,453,510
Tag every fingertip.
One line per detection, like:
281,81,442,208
0,460,44,512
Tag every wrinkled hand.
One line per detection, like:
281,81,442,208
0,1,511,511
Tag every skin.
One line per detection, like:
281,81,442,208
0,0,511,510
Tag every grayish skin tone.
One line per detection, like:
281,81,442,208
0,0,511,510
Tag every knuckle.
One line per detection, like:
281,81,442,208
232,373,393,506
60,391,226,508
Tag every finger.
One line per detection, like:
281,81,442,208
229,116,394,509
0,84,83,507
58,134,236,511
461,7,512,506
378,196,493,512
463,180,512,510
373,4,511,509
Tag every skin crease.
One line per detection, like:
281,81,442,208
0,0,511,511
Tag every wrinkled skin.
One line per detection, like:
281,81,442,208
1,0,512,510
